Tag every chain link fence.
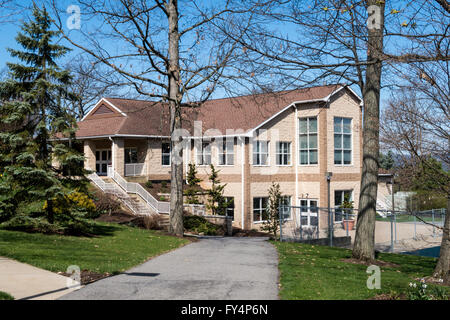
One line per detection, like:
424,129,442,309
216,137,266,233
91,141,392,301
279,205,446,255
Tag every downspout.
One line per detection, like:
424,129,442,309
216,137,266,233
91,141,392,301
241,136,245,230
109,136,114,176
295,106,299,206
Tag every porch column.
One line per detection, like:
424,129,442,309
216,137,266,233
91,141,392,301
113,138,124,176
83,140,96,171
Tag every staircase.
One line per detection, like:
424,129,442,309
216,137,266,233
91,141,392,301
158,214,170,231
88,172,157,216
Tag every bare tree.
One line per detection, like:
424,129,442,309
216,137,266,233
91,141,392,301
48,0,260,236
382,58,449,283
66,56,131,119
221,0,449,261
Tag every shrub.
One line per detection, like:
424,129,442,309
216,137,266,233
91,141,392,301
183,215,221,235
145,181,153,188
407,279,449,300
93,192,121,216
43,191,96,217
128,214,162,230
161,181,168,189
159,196,167,201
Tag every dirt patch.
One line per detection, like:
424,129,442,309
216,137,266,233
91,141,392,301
341,258,400,268
368,293,406,300
59,270,113,285
95,212,136,224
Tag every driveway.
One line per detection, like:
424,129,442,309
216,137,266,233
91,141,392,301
60,237,279,300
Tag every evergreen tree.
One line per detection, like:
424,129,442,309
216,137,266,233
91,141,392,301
0,4,84,225
206,164,230,216
184,163,202,204
379,151,395,170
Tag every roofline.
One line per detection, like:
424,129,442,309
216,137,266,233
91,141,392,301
55,134,170,141
80,98,127,121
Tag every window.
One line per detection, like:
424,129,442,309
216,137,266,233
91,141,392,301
334,117,352,165
253,140,269,165
253,197,268,222
125,148,138,164
334,190,352,222
279,196,292,220
196,140,211,165
161,142,171,166
299,199,318,227
299,117,318,165
276,142,291,165
218,139,234,166
224,197,234,220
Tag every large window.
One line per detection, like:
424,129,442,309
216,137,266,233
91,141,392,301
253,140,269,165
125,148,138,164
299,199,318,227
253,197,268,222
279,196,292,220
299,117,318,165
334,190,352,222
224,197,234,220
161,142,171,166
196,140,212,165
218,139,234,166
276,142,291,166
334,117,352,165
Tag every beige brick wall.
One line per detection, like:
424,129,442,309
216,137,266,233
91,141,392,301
83,140,96,171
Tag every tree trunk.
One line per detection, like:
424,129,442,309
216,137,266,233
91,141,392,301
167,0,184,237
434,197,450,284
352,0,385,262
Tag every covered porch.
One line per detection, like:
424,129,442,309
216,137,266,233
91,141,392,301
83,137,154,177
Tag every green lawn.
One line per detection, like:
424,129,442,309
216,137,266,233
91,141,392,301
0,291,14,300
0,222,189,274
274,241,445,300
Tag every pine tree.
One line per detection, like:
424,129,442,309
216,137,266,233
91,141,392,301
184,163,202,204
380,151,394,170
0,4,84,225
206,164,230,216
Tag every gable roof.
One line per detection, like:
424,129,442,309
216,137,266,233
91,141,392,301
74,84,361,139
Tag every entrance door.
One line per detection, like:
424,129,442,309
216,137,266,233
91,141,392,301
96,149,112,176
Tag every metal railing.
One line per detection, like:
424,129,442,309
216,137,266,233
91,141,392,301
110,169,170,214
279,205,447,255
125,163,146,176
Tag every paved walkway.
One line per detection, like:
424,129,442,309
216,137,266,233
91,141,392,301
0,257,79,300
60,237,279,300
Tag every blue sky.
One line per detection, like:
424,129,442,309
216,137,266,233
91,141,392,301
0,0,437,110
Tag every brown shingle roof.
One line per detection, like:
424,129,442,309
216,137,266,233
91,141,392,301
75,84,352,138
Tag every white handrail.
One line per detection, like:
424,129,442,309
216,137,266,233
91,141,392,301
110,170,170,214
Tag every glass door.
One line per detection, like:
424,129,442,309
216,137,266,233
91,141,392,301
95,149,112,176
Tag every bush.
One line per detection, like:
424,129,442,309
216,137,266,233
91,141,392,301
128,214,162,230
93,192,122,216
43,191,96,217
183,215,221,236
145,181,153,188
407,280,449,300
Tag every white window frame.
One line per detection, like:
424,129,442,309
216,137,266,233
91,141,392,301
276,141,292,166
253,197,268,223
334,117,352,166
279,196,292,220
124,147,138,164
253,140,270,166
196,140,212,166
298,198,319,227
334,190,353,222
298,117,318,165
161,142,171,166
218,139,234,166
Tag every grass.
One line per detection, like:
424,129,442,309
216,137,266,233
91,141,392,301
274,241,447,300
0,222,189,274
0,291,14,300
